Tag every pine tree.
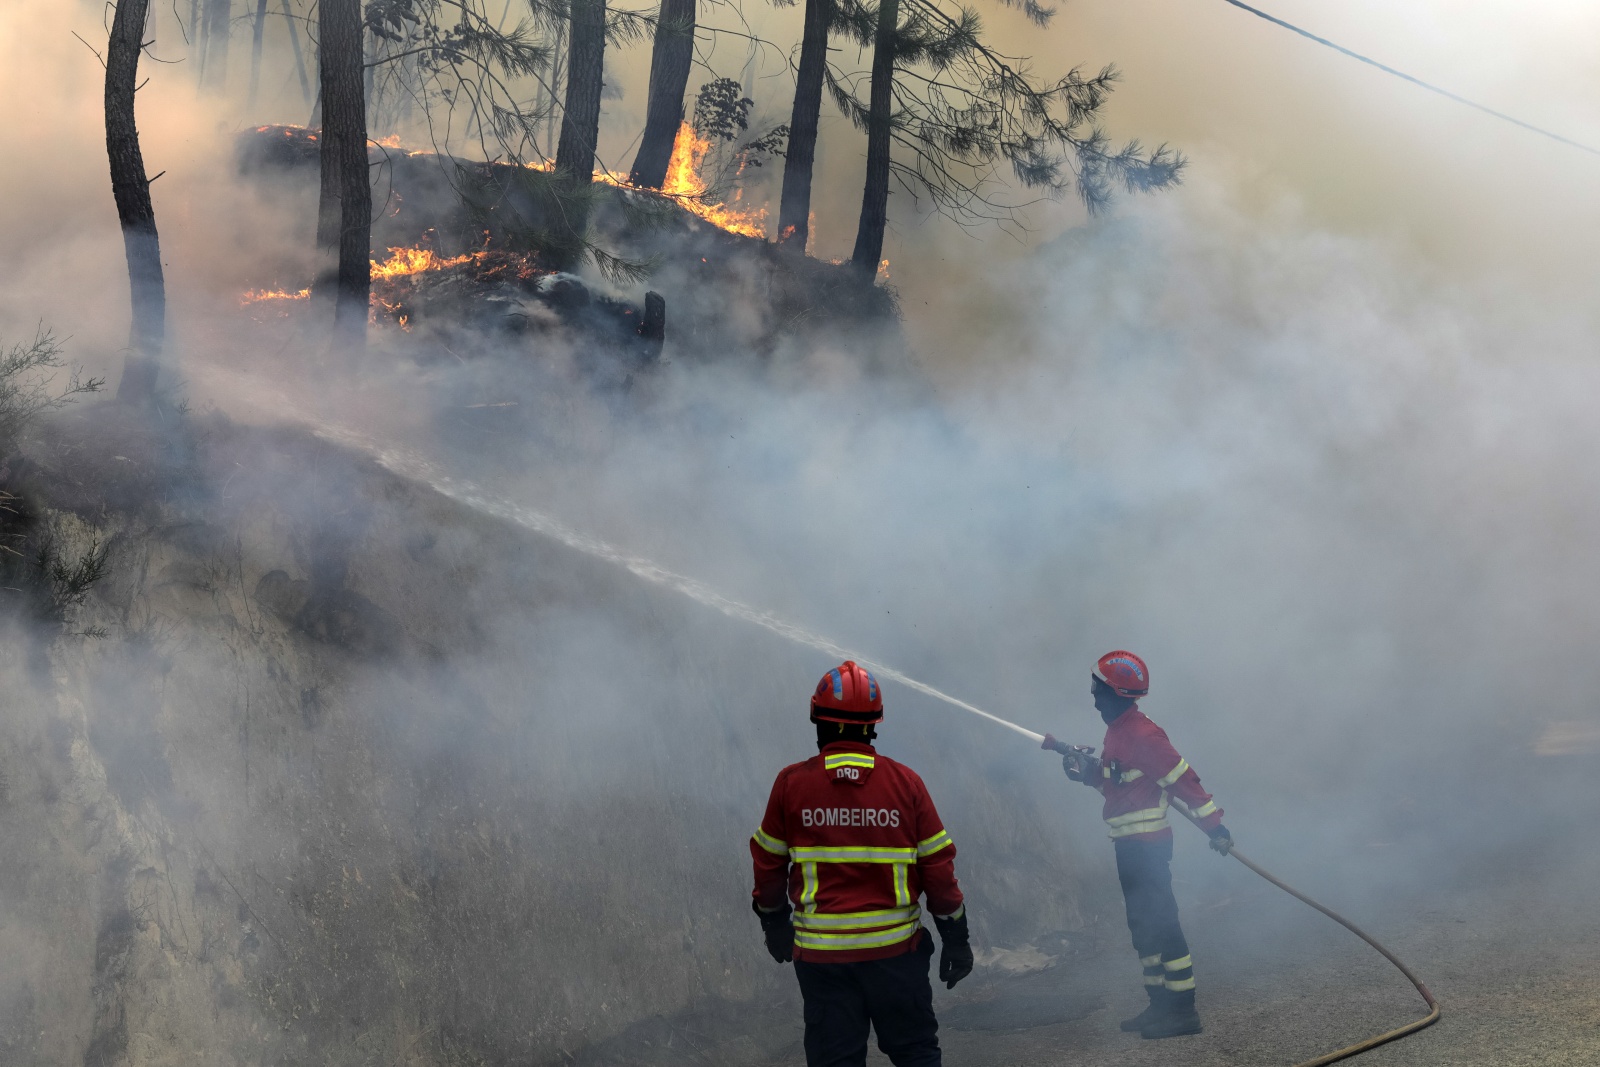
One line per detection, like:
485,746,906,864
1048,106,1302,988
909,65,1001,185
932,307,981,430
313,0,372,343
822,0,1183,276
105,0,166,404
630,0,697,188
775,0,835,248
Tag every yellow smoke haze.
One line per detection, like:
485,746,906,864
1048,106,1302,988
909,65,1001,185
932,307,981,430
2,0,1598,379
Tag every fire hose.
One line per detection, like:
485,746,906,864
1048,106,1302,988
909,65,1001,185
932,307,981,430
1225,847,1441,1066
917,700,1441,1065
302,401,1436,1060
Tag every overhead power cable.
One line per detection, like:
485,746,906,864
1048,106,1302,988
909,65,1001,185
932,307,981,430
1218,0,1600,158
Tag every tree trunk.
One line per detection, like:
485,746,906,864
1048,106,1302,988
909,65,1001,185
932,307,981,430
248,0,268,108
849,0,898,274
202,0,231,93
553,0,605,248
189,0,203,86
281,0,312,104
106,0,166,405
776,0,832,250
628,0,695,189
314,0,371,343
555,0,605,177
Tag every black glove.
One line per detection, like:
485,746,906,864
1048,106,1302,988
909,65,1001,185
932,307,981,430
933,911,974,989
1208,824,1234,856
1063,750,1102,784
1042,735,1101,784
752,899,794,963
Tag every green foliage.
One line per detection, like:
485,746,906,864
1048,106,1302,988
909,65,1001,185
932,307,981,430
824,0,1183,228
0,328,104,458
0,330,110,639
365,0,556,162
687,79,789,205
738,124,790,169
30,529,110,631
692,77,754,143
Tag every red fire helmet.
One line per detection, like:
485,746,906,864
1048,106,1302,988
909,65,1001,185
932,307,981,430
810,661,885,725
1094,650,1150,699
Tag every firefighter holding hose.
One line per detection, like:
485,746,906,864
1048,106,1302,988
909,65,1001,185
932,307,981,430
1044,650,1233,1040
750,661,973,1067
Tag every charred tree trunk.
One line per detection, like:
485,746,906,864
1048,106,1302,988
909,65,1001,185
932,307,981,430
106,0,166,405
776,0,832,250
248,0,269,108
553,0,605,253
849,0,898,275
313,0,371,343
628,0,695,189
202,0,231,93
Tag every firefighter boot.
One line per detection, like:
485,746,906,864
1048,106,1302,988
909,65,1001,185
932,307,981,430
1140,988,1202,1039
1119,985,1166,1032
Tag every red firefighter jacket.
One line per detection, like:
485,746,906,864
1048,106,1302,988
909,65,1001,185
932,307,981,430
1098,705,1224,843
750,741,965,963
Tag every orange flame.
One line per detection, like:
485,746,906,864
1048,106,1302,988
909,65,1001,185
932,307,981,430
240,287,310,306
664,123,767,238
371,247,472,279
596,124,767,238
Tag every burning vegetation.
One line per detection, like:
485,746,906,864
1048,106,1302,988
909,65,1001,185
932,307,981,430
232,118,889,369
612,122,769,239
233,120,904,372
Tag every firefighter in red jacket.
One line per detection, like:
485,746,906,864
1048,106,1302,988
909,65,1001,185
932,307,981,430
750,661,973,1067
1044,650,1233,1040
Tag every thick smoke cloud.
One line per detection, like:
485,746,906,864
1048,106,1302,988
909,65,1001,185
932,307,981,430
2,0,1599,1058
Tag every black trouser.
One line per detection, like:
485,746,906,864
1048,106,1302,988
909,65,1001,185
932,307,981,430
792,931,941,1067
1114,837,1195,992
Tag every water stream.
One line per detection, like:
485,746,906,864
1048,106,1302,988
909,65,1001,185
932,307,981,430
303,421,1048,745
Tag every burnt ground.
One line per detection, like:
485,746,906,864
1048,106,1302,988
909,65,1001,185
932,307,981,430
567,754,1600,1067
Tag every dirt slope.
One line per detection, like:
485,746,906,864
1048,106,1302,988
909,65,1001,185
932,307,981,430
0,406,1095,1066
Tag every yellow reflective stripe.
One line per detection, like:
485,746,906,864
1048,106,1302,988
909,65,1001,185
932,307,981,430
1119,768,1144,782
916,830,953,857
824,753,876,770
1106,801,1169,827
790,846,917,863
1163,955,1194,972
1165,976,1196,991
893,862,911,907
934,904,965,921
1156,759,1191,788
800,862,819,909
1107,817,1171,838
794,906,920,931
1189,800,1219,820
1144,973,1167,986
793,921,919,951
752,828,788,856
1140,954,1163,968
